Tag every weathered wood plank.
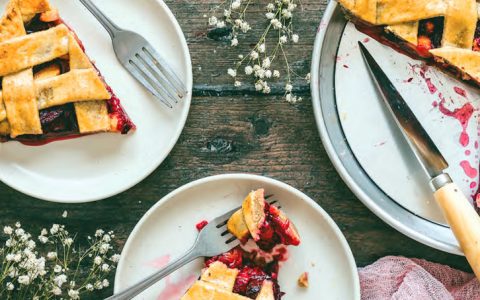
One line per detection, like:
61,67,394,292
0,0,471,297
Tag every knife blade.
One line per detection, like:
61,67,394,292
358,42,480,279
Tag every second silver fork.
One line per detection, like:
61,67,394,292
105,206,240,300
79,0,186,108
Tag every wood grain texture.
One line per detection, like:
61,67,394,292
0,0,471,298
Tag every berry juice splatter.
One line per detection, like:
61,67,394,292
438,94,474,147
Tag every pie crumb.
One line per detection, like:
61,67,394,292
298,272,309,288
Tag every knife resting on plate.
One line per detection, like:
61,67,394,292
358,42,480,279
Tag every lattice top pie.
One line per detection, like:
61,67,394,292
0,0,134,145
337,0,480,85
183,189,301,300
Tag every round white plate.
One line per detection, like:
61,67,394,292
115,174,360,300
0,0,192,203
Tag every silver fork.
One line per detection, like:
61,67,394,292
105,206,241,300
79,0,186,108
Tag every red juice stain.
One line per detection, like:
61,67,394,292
343,64,349,68
460,160,478,179
466,150,471,156
156,275,197,300
454,86,467,98
196,220,208,231
432,101,438,108
476,141,479,149
147,255,171,269
363,37,370,43
438,94,474,147
411,64,437,94
471,182,477,189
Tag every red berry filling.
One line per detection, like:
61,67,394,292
195,220,209,231
256,202,300,251
206,247,283,300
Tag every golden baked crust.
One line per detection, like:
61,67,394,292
0,0,129,139
182,262,275,300
337,0,480,82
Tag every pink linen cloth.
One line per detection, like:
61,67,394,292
359,256,480,299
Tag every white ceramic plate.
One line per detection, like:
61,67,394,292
115,174,360,300
336,24,479,226
0,0,192,203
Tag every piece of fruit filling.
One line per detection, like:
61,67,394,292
205,247,283,300
255,201,300,251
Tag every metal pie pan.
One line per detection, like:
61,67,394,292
310,1,461,255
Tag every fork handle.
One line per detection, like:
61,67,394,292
106,248,201,300
79,0,122,37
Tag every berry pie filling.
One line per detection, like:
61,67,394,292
0,13,135,145
193,189,300,299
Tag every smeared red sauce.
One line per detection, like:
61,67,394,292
454,87,468,98
466,150,471,156
471,182,477,189
438,94,474,147
147,254,170,269
195,220,209,231
460,160,478,179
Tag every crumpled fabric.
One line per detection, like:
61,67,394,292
359,256,480,300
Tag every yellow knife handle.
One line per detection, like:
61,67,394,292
434,181,480,279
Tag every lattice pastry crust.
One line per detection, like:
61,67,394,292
337,0,480,83
0,0,134,142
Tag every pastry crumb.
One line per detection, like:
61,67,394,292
298,272,309,288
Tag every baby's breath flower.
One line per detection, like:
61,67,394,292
280,35,288,44
3,226,13,235
273,70,280,78
216,21,226,28
231,0,241,10
224,9,231,18
86,284,94,291
266,3,275,11
63,238,73,247
231,38,238,47
15,222,21,228
50,224,60,235
94,256,102,265
62,210,68,218
40,228,47,236
47,252,57,260
282,9,292,19
262,83,271,94
95,229,105,237
52,286,62,295
262,58,271,68
15,228,25,236
68,289,80,299
270,19,282,29
6,282,14,291
53,265,62,273
305,72,311,83
285,83,293,92
265,12,275,19
255,81,264,91
292,34,299,43
18,275,30,285
245,66,253,75
208,16,218,26
227,68,237,77
258,43,266,53
250,51,259,59
102,279,110,287
94,281,103,290
234,80,242,87
101,263,110,272
54,274,67,287
38,235,48,244
265,70,272,78
240,21,251,33
110,254,121,263
238,54,244,59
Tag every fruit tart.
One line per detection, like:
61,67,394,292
336,0,480,87
0,0,134,145
182,189,300,300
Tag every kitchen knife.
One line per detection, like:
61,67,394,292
358,42,480,279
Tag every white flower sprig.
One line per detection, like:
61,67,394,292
0,223,120,299
208,0,306,103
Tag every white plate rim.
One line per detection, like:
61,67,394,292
0,0,193,203
114,173,361,298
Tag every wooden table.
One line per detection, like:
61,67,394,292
0,0,471,297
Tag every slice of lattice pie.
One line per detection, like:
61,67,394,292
0,0,134,145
